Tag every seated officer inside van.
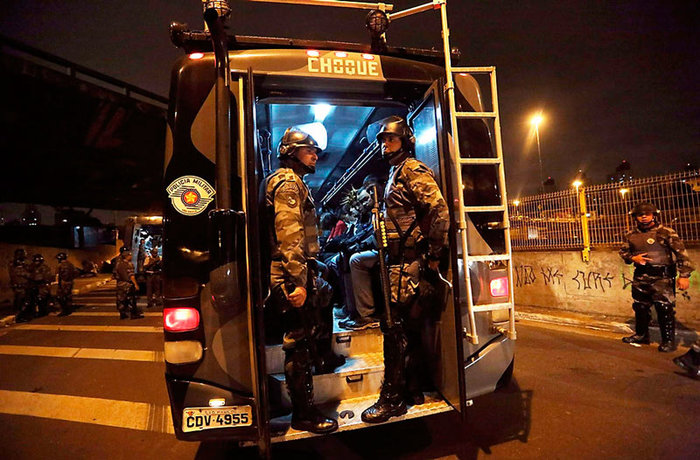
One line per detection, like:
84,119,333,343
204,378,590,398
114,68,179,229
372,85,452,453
261,127,344,434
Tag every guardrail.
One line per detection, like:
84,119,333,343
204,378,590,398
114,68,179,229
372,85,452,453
508,170,700,254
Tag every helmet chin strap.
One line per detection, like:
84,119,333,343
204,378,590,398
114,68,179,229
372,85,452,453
287,155,315,174
384,147,409,165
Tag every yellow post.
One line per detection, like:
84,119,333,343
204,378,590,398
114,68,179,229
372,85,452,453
577,185,591,262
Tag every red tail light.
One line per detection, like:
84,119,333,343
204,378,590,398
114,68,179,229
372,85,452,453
164,307,200,332
490,277,509,297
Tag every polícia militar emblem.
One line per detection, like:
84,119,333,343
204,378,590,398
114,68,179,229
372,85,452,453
167,175,216,216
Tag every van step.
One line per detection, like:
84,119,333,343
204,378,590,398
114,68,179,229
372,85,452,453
267,392,452,443
266,326,383,375
269,353,384,407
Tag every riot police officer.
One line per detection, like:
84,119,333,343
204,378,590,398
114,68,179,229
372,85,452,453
113,247,143,319
9,248,30,314
260,127,339,434
28,254,53,318
619,202,694,352
144,247,163,308
55,252,77,316
361,116,449,423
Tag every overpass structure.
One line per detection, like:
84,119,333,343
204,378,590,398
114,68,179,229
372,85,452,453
0,35,167,212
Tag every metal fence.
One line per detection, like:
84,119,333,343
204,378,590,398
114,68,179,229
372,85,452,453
508,169,700,251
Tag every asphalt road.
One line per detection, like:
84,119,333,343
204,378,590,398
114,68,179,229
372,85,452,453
0,286,697,459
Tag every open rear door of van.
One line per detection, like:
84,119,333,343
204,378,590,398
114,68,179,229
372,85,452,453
407,80,468,419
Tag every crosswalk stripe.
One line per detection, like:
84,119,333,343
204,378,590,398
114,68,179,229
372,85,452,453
0,345,164,362
0,390,174,434
69,312,161,317
14,324,162,333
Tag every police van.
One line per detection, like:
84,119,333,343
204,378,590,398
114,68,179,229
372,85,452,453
162,0,516,454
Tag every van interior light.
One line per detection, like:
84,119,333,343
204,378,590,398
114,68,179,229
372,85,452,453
189,52,204,60
490,277,509,297
313,103,333,123
296,122,328,150
164,307,200,332
306,50,320,57
416,128,435,146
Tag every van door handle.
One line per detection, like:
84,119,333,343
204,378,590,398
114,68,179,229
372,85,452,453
346,374,363,384
336,335,351,344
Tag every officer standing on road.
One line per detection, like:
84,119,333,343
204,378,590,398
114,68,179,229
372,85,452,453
362,116,450,423
113,247,143,320
144,247,163,308
260,127,339,434
55,252,77,316
9,249,30,313
28,254,53,318
619,202,694,352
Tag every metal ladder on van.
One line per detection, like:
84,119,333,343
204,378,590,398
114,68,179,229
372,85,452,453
432,2,517,344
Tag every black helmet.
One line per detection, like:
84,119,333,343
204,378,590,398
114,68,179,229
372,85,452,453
32,254,44,264
630,202,660,217
277,127,321,159
375,115,415,149
14,248,26,260
56,252,67,261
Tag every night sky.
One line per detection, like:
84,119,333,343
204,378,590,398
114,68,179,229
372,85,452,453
2,0,698,197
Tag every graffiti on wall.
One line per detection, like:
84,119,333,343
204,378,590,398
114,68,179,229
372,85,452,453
515,262,694,301
515,264,537,287
571,270,615,292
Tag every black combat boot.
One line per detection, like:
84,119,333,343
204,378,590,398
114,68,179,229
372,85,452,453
285,346,338,434
361,381,407,423
622,303,650,344
673,347,700,379
656,304,677,352
362,328,408,423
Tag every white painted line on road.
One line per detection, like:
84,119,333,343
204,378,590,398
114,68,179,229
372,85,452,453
13,324,163,333
0,345,164,362
69,312,161,317
0,390,174,434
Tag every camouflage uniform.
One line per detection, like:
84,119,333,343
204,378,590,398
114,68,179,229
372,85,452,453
362,116,450,424
9,258,30,312
620,223,694,349
56,259,77,315
144,253,163,308
381,157,449,403
263,168,332,352
28,260,53,317
113,257,141,319
261,128,339,434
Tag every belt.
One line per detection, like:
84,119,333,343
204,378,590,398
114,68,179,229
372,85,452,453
635,265,675,277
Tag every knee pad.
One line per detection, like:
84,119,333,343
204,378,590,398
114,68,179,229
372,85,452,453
632,302,650,314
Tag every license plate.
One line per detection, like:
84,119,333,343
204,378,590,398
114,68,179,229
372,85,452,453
182,406,252,432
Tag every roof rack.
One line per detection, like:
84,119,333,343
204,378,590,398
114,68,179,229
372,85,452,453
169,31,459,66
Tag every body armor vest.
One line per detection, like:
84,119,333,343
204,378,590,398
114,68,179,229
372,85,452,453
383,159,422,251
627,226,673,266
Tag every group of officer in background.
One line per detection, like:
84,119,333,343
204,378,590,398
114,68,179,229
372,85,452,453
9,249,77,322
113,245,163,319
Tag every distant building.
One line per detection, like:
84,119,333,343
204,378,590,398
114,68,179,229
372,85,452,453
608,160,633,183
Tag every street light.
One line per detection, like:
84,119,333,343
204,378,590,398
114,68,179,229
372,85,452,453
530,113,545,192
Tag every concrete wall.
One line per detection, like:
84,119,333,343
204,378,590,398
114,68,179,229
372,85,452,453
513,247,700,330
0,242,122,305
